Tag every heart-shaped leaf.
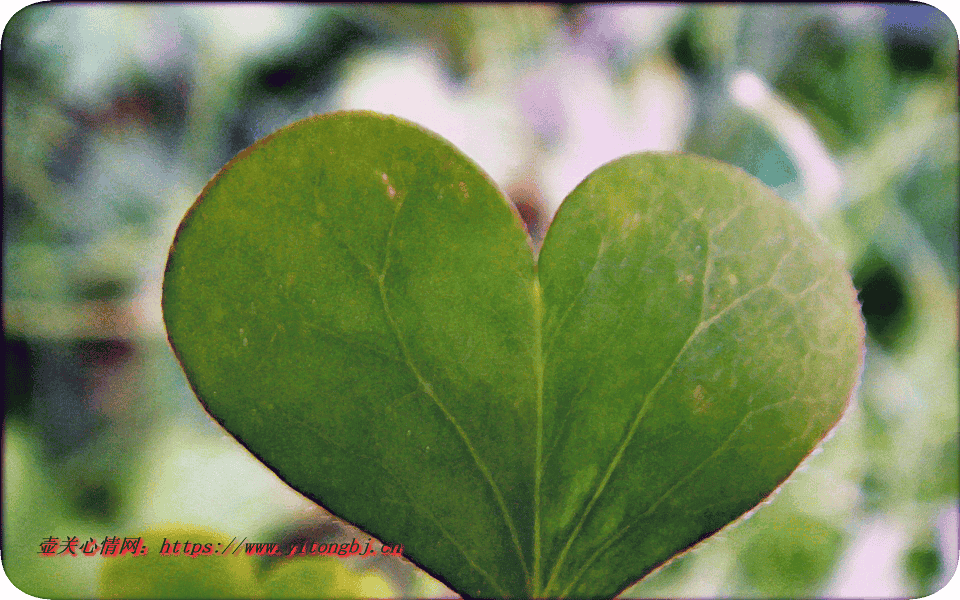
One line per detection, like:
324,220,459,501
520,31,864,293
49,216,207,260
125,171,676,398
162,112,863,599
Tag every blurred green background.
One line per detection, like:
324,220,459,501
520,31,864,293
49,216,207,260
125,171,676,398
2,4,957,598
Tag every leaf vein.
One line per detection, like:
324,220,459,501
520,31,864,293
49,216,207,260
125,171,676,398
557,396,805,596
305,416,510,596
533,279,545,595
545,212,794,592
541,221,614,363
378,195,530,583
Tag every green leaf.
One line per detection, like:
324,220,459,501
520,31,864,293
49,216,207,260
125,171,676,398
162,111,864,598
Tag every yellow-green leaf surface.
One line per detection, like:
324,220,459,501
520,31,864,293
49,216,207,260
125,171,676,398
98,528,257,599
260,558,395,599
162,112,864,599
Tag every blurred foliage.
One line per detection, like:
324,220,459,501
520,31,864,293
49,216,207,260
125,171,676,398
730,505,846,597
2,3,957,599
98,528,258,599
260,558,395,599
97,527,396,599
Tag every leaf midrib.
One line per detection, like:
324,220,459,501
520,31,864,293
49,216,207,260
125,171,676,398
323,171,788,597
532,278,545,597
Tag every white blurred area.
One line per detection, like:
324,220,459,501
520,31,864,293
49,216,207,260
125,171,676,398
328,5,695,218
728,70,843,219
331,46,528,192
